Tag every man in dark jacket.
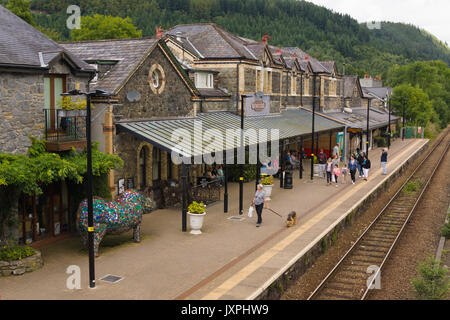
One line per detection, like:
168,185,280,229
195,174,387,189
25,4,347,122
381,148,388,175
357,152,365,177
318,149,327,179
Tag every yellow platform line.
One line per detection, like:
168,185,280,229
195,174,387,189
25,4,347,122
201,140,424,300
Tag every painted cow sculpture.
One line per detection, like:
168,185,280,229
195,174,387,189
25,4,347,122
77,190,151,257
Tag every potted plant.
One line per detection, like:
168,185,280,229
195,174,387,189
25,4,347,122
261,175,274,201
187,201,206,235
57,96,87,117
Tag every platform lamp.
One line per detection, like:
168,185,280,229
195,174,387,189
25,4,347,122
61,89,114,289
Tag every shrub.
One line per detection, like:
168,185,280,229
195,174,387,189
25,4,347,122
403,180,421,193
374,136,387,147
188,201,206,214
441,213,450,239
412,257,449,300
0,245,35,262
261,175,274,185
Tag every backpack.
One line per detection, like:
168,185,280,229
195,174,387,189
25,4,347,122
366,159,371,169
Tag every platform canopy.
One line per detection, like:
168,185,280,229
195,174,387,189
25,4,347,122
116,108,344,158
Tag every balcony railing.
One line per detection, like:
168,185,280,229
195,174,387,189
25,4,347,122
44,109,87,151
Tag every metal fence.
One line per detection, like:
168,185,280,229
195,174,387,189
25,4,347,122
189,179,222,205
44,109,86,142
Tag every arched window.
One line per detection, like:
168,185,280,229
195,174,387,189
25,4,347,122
139,147,147,190
152,148,161,182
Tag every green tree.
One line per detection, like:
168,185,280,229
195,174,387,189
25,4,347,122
5,0,35,26
391,84,437,127
70,14,142,41
36,26,62,41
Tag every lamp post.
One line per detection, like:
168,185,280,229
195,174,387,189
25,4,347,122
366,98,371,156
387,97,392,149
310,74,317,181
61,89,113,289
239,95,246,215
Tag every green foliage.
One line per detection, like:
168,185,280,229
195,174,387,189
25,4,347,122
442,212,450,239
6,0,35,26
0,138,123,240
403,180,421,193
386,61,450,128
57,96,87,110
374,136,387,148
19,0,449,76
188,201,206,214
390,84,437,128
70,14,142,40
0,244,35,261
228,163,256,182
412,257,449,300
321,236,328,253
36,25,62,41
260,175,273,186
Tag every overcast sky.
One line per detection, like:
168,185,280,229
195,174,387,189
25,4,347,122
306,0,450,44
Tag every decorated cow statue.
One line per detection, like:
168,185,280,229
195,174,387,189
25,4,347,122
77,190,151,257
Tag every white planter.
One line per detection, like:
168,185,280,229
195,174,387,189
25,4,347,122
262,184,273,201
313,164,320,177
188,212,206,235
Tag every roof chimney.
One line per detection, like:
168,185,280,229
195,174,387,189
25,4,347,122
262,33,271,45
155,26,165,39
276,48,281,55
305,55,309,61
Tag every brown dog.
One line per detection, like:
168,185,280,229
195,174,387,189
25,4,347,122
286,211,297,227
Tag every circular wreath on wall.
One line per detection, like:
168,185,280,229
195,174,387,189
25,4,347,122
148,64,166,94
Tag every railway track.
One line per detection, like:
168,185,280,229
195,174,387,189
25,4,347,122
308,130,450,300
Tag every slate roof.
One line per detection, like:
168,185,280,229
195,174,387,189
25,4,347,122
164,24,257,60
343,75,361,98
61,38,159,94
0,5,93,72
280,47,331,74
362,87,393,101
323,108,399,130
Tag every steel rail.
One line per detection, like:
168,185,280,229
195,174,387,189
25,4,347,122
307,130,449,300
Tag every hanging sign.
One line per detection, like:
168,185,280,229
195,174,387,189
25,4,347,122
245,91,270,117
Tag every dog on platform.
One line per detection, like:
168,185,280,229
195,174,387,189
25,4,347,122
286,211,297,228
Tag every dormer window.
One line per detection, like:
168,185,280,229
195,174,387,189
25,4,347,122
195,72,214,89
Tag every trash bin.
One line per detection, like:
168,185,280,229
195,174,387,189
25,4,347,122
284,171,293,189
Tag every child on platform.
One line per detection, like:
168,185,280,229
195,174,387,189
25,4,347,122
341,164,348,184
333,165,340,187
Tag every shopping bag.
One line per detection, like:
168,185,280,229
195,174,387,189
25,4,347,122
332,175,335,183
248,206,254,218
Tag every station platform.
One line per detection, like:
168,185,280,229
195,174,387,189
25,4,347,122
0,138,428,300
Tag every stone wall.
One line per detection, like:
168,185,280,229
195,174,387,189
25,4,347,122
0,58,89,154
115,45,195,120
0,250,43,277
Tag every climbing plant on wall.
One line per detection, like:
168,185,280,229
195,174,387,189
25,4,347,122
0,137,123,242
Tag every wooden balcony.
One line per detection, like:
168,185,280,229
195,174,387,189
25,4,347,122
44,109,87,152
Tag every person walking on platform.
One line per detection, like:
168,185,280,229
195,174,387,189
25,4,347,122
326,157,334,185
341,163,348,184
333,164,340,187
333,143,340,166
362,155,371,181
252,184,267,228
357,151,365,178
381,148,388,175
348,156,357,184
318,149,327,179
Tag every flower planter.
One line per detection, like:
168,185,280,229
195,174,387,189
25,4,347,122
57,109,87,117
0,250,43,277
188,212,206,235
262,184,274,201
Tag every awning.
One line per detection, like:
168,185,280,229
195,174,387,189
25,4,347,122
116,108,344,158
322,108,399,131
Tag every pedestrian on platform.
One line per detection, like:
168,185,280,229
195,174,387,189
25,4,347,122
381,148,388,175
318,149,327,179
326,157,334,185
333,143,341,166
348,156,357,184
357,151,365,178
341,163,348,184
252,184,267,228
333,165,340,187
362,155,371,181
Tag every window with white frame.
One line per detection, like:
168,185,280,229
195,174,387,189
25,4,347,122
195,72,214,88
